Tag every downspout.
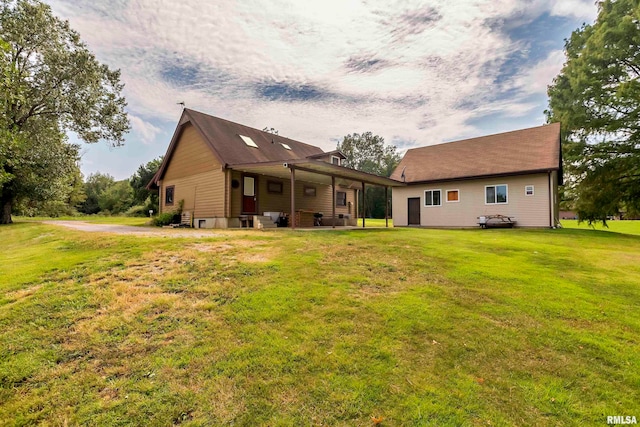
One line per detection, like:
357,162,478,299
224,167,229,218
290,166,296,229
548,171,553,228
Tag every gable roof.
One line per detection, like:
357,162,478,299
150,109,325,187
390,122,561,183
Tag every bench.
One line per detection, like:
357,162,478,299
478,215,516,228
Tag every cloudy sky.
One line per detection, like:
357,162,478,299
48,0,598,180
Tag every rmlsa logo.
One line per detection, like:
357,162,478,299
607,416,638,425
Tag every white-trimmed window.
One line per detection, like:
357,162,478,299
486,184,508,204
525,185,534,196
331,155,341,165
446,189,460,203
424,189,442,207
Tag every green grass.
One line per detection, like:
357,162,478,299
358,218,393,227
15,215,151,226
562,219,640,236
1,221,639,426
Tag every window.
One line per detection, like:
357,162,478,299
525,185,534,196
336,191,347,206
267,180,283,194
424,189,441,207
446,190,459,202
239,135,258,148
331,156,341,165
486,184,508,204
280,143,291,150
165,185,175,205
304,185,316,197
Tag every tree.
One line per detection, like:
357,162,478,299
546,0,640,223
337,132,401,218
0,0,129,224
78,172,114,215
129,157,162,212
15,164,85,216
98,179,133,214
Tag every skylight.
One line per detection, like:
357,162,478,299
280,143,291,150
239,135,258,148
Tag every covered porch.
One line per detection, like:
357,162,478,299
229,158,402,229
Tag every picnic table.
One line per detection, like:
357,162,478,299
478,215,516,228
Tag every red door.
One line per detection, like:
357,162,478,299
242,175,257,214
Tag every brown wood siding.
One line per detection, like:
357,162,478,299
229,170,356,217
159,124,225,217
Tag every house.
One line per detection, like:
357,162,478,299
390,123,562,228
148,109,398,228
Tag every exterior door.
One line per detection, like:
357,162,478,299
408,197,420,225
242,175,257,214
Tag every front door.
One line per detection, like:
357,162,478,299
408,197,420,225
242,175,257,214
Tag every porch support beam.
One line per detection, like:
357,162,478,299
385,186,389,228
332,175,336,229
290,166,296,229
362,181,366,228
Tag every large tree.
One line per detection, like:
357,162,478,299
337,132,400,218
78,172,115,215
99,179,133,215
129,157,162,212
546,0,640,223
0,0,129,224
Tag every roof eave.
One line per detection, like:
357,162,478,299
229,158,404,187
402,167,561,185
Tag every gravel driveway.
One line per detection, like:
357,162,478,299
42,221,221,237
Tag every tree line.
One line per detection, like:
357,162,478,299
15,157,163,217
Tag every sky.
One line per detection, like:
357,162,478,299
47,0,599,181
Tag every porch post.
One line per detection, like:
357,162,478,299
362,181,366,228
290,166,296,229
385,186,389,228
332,176,336,229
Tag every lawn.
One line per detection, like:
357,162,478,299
358,218,394,227
562,219,640,236
14,215,151,226
1,221,639,426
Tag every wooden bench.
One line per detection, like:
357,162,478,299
478,215,516,228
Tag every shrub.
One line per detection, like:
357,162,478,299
151,200,183,226
152,212,180,226
125,205,149,217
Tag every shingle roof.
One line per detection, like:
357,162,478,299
150,109,326,187
184,109,324,165
390,122,561,183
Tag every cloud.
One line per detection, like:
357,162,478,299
550,0,599,20
129,115,162,145
47,0,598,179
255,80,332,102
511,49,566,95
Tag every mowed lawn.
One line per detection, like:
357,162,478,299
1,221,639,426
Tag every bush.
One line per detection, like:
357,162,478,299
125,205,149,217
151,200,183,226
151,212,180,226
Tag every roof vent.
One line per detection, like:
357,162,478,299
239,135,258,148
280,143,291,150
